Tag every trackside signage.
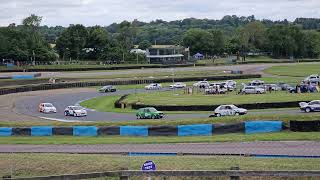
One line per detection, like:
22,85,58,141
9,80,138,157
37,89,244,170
141,160,156,171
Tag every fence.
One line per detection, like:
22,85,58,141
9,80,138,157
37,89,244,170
5,170,320,180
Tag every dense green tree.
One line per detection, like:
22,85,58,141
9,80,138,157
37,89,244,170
182,28,214,55
86,26,109,59
138,40,151,50
56,24,88,60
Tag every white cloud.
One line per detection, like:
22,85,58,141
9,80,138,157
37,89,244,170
0,0,319,26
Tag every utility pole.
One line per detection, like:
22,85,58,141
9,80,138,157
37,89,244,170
32,50,35,66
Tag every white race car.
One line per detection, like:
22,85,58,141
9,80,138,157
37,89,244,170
299,100,320,113
64,106,87,117
170,82,186,89
39,103,57,113
209,105,247,117
145,83,162,90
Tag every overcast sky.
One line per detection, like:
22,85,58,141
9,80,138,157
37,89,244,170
0,0,319,27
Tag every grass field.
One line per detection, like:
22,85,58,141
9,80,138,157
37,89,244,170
2,154,320,178
122,90,320,106
264,63,320,77
1,132,320,145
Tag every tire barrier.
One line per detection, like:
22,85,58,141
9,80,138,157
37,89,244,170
0,74,260,96
131,101,301,111
290,120,320,132
0,121,283,137
178,124,212,136
245,121,283,134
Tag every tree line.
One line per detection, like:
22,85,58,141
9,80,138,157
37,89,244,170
0,14,320,64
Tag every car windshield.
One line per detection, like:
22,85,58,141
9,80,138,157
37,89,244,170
149,108,158,112
44,104,53,107
72,106,83,110
230,105,237,109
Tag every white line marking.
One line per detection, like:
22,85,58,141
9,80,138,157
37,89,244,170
39,116,91,123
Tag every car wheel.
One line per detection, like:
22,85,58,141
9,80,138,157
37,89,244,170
73,112,77,117
151,115,156,119
137,115,141,119
216,113,221,117
305,107,311,113
64,111,68,116
235,112,240,116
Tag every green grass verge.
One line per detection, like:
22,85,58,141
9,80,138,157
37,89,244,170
2,114,320,127
1,131,320,145
2,154,320,178
264,63,320,77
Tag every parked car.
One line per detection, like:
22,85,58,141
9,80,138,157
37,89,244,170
39,103,57,113
240,86,265,94
304,74,320,83
205,86,227,94
276,82,292,90
145,83,162,90
136,107,164,119
193,81,209,88
98,85,117,93
64,106,87,117
289,84,318,93
170,82,186,89
265,84,282,91
209,105,247,117
221,80,237,91
299,100,320,113
249,80,265,86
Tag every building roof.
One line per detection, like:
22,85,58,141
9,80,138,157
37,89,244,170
149,45,182,49
146,54,184,58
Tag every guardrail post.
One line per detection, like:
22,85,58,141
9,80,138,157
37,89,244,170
230,167,240,180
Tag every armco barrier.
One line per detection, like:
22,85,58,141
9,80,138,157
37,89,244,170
0,74,260,96
245,121,283,134
290,120,320,132
0,121,283,137
131,101,301,111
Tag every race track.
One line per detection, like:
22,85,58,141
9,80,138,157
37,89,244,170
14,88,303,122
1,141,319,156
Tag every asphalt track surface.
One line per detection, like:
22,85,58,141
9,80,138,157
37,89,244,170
13,88,304,122
1,141,319,156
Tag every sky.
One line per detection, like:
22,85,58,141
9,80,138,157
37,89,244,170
0,0,319,27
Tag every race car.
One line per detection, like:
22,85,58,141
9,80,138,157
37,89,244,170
136,107,164,119
39,103,57,113
145,83,162,90
209,105,247,117
64,106,87,117
299,100,320,113
98,85,116,93
170,82,186,89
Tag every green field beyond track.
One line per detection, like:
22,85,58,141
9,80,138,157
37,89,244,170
264,63,320,77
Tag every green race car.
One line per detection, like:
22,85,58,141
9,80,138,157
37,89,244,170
136,107,164,119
